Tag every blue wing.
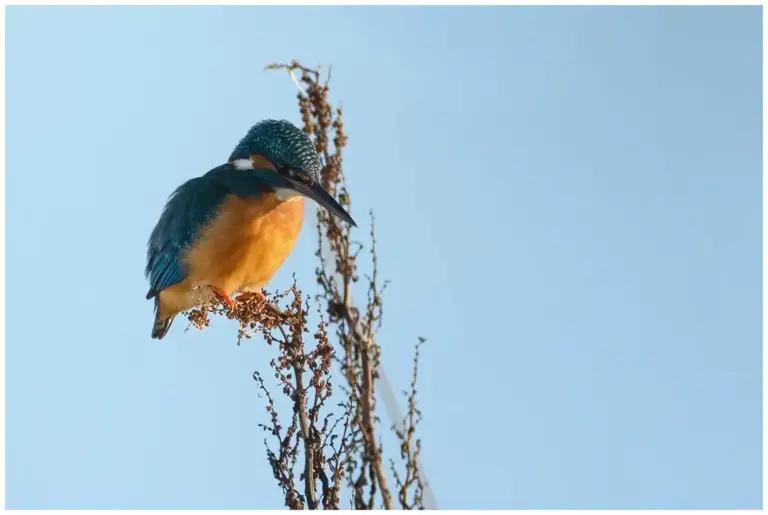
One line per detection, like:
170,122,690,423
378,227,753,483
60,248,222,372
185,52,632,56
145,172,231,298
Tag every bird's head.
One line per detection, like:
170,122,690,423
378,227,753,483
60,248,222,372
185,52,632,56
229,119,356,227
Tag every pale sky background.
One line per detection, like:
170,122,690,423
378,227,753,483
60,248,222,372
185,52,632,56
5,5,762,510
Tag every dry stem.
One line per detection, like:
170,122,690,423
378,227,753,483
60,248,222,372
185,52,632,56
182,60,433,510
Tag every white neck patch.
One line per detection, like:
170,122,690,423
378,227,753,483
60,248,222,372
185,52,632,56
231,158,254,170
274,187,302,201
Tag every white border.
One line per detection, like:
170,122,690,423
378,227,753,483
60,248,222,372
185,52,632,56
0,1,763,514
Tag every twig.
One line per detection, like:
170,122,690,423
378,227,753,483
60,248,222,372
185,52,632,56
293,359,318,509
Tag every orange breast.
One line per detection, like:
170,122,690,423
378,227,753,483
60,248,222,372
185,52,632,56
183,192,305,295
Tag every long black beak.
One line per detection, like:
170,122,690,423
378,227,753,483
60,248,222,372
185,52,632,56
287,178,357,227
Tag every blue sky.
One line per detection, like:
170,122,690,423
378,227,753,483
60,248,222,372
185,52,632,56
5,5,762,510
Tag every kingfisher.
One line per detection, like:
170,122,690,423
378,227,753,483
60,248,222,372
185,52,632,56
145,119,356,340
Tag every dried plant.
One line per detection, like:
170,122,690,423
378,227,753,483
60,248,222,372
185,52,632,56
391,337,427,510
184,60,434,510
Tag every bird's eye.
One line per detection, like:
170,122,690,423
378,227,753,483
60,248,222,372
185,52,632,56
284,167,313,185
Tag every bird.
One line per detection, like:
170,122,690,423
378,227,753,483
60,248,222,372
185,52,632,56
144,119,357,340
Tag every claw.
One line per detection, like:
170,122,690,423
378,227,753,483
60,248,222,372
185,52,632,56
211,286,237,310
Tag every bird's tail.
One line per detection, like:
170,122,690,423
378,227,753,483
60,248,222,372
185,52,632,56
152,313,175,340
151,297,175,340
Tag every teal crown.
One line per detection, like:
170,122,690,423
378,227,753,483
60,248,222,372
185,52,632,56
229,119,322,182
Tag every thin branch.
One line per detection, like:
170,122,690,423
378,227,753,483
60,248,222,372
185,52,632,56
294,360,318,509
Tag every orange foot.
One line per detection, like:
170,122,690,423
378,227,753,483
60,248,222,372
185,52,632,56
236,291,267,303
211,286,237,310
